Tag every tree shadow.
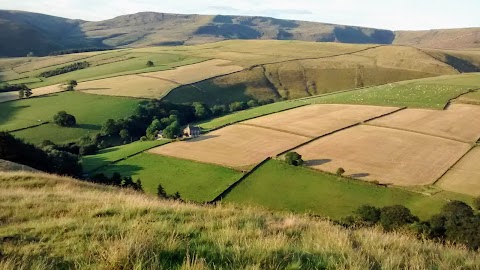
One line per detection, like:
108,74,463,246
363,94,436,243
0,104,31,128
76,124,101,130
80,87,111,91
306,159,332,166
90,164,144,178
348,173,370,178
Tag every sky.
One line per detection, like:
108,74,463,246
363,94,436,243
0,0,479,30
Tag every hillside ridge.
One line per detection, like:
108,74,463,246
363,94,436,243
1,10,479,57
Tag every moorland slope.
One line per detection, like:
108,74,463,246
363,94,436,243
0,171,478,269
1,10,479,57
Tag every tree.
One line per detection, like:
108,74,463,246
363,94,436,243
172,191,182,201
379,205,419,231
146,60,154,67
135,179,144,192
229,101,247,112
163,121,181,139
473,197,480,211
336,167,346,176
66,80,78,91
102,119,120,136
285,151,304,166
18,89,25,99
110,172,122,186
121,176,135,188
43,147,83,177
146,119,163,139
119,129,130,141
355,205,381,224
91,173,109,184
211,104,227,116
23,85,32,98
53,111,76,127
157,184,168,199
193,102,211,120
247,100,259,108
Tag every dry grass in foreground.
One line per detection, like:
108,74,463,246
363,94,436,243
0,172,478,269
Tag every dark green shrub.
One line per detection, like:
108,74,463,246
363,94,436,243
53,111,76,127
355,205,381,224
379,205,419,231
285,152,304,166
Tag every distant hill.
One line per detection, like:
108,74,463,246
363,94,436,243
0,159,39,172
0,10,479,57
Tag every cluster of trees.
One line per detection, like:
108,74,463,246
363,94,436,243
156,184,182,201
49,47,112,56
0,83,29,93
0,132,82,177
89,172,143,191
39,62,90,78
53,111,76,127
99,98,275,143
344,201,480,250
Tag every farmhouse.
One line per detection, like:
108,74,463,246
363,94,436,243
184,125,201,138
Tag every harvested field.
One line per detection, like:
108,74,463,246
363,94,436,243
145,59,244,84
295,125,471,186
0,84,63,103
437,147,480,196
78,75,178,98
149,125,310,168
242,104,399,138
77,59,243,98
368,104,480,142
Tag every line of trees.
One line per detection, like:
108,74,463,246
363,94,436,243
39,62,90,78
343,201,480,250
48,47,113,56
100,99,274,143
0,83,29,93
0,132,82,177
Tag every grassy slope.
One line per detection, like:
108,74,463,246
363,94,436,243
98,153,242,202
82,140,171,173
223,160,465,220
1,92,141,144
1,172,478,269
198,73,480,131
315,73,480,109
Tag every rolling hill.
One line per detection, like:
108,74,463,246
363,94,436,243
1,10,479,57
1,171,478,269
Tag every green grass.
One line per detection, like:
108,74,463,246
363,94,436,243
2,92,142,144
223,160,461,220
82,140,171,173
315,73,480,109
98,153,243,202
2,172,478,269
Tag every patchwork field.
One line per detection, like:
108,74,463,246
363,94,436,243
368,104,480,142
0,84,63,103
150,125,310,168
242,104,400,138
82,140,171,173
223,159,455,220
437,147,480,196
77,59,243,98
294,125,471,186
0,92,141,144
98,153,243,202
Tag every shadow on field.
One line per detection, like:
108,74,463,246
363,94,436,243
348,173,370,178
105,164,143,177
306,159,332,166
188,135,219,142
0,104,31,129
76,124,101,130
